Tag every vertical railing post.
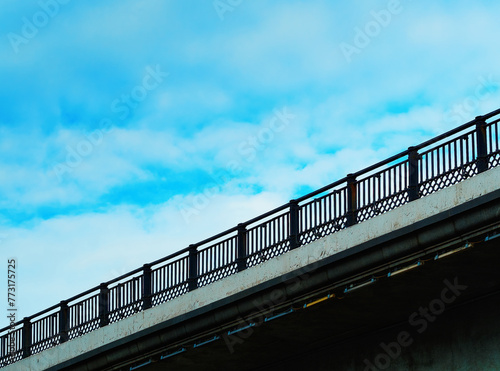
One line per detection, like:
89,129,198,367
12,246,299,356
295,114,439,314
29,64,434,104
346,174,358,227
289,199,301,250
475,116,488,173
408,146,420,201
188,244,198,291
21,317,31,359
236,223,247,272
99,283,109,327
59,301,69,344
142,264,152,310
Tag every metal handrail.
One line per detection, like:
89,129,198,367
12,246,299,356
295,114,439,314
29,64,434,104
1,108,499,366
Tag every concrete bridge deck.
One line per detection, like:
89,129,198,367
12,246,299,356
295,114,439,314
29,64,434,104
2,111,500,370
12,156,500,371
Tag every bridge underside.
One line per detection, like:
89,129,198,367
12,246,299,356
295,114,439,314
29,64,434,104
139,221,500,371
168,242,500,370
54,187,500,371
5,111,500,371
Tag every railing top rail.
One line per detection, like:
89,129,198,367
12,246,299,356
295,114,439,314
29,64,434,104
482,107,500,120
2,108,499,336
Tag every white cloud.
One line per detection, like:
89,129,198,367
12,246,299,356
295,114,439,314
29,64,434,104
0,190,288,318
2,0,500,329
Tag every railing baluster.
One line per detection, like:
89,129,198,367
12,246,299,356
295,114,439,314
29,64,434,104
495,123,499,151
408,146,420,201
172,261,176,287
2,109,500,370
237,223,247,271
188,244,198,291
346,174,357,227
142,264,152,310
289,199,300,250
59,301,69,344
21,317,31,358
476,116,488,172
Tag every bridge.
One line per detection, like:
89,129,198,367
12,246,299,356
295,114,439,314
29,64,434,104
2,109,500,370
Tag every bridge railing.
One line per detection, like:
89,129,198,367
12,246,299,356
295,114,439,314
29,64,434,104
1,109,500,367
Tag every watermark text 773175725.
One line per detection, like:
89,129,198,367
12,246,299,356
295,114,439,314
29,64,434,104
7,259,17,356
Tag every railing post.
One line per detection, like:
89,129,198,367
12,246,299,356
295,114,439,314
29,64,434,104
475,116,488,173
59,301,69,344
21,317,31,358
289,199,301,250
346,174,357,227
188,244,198,291
236,223,247,272
408,146,420,201
99,283,109,327
142,264,152,310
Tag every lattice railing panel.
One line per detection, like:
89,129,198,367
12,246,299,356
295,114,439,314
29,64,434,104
419,163,477,197
300,216,347,245
247,212,290,268
198,236,237,279
198,263,238,288
108,302,143,324
68,294,100,339
247,239,290,267
3,109,500,370
0,329,22,367
108,276,143,324
490,152,500,168
357,191,409,223
151,283,189,306
31,314,59,355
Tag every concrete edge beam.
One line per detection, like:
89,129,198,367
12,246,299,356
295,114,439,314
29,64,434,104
9,166,500,371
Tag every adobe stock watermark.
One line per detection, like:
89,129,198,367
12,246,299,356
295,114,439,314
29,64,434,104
6,259,17,358
213,0,244,21
110,65,169,120
178,106,296,224
443,75,499,126
52,64,168,181
363,277,467,370
339,0,404,63
7,0,71,54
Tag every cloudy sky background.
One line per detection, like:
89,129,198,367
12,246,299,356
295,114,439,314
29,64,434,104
1,0,499,323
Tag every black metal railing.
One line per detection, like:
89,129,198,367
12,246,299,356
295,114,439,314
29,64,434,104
1,109,500,367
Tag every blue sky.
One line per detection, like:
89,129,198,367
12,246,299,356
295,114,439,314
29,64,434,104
1,0,500,323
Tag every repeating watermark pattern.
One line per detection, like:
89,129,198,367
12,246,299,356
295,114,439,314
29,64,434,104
6,259,17,357
213,0,244,21
363,277,468,370
339,0,404,63
222,261,318,353
178,106,295,224
52,64,168,182
443,75,499,126
110,65,169,120
237,108,295,162
7,0,71,54
52,121,114,181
